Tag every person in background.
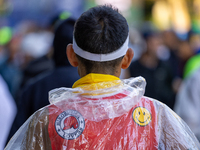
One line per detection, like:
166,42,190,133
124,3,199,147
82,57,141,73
5,5,200,150
0,26,22,99
6,17,80,143
183,53,200,79
161,30,183,94
174,67,200,142
0,75,17,150
128,32,176,109
176,40,194,78
19,30,54,88
19,11,73,89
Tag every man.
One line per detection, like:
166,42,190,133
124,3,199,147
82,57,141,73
5,5,200,150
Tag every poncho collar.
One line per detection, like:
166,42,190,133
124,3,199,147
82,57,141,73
72,73,120,88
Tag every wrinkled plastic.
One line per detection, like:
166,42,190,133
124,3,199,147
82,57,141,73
5,77,200,150
174,68,200,142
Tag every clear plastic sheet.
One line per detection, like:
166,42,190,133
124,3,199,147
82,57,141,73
5,77,200,150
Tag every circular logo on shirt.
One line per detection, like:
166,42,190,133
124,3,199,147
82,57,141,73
132,106,152,126
55,109,85,140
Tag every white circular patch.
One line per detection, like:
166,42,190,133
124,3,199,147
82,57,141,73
55,109,85,140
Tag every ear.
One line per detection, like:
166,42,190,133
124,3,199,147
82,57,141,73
66,44,78,67
121,48,134,69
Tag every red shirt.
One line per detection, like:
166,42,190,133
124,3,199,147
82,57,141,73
48,95,158,150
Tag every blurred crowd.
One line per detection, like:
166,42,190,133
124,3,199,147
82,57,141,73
1,1,200,149
127,25,196,109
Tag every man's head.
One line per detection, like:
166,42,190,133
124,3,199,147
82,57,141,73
67,5,133,77
53,17,76,67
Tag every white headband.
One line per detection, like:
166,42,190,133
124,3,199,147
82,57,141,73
73,35,129,62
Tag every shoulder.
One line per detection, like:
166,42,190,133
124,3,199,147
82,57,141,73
144,96,200,149
29,105,50,125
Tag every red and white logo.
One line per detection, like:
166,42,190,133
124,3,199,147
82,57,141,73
55,109,85,140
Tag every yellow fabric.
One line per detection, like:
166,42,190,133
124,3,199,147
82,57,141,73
72,73,121,91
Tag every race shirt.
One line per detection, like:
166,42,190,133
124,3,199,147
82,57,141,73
48,96,158,150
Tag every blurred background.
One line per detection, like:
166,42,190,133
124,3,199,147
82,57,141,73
1,0,200,87
1,0,200,149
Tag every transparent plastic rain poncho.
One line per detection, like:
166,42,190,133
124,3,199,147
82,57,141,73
5,76,200,150
174,68,200,142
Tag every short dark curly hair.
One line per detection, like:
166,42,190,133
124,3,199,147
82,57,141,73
74,5,129,74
